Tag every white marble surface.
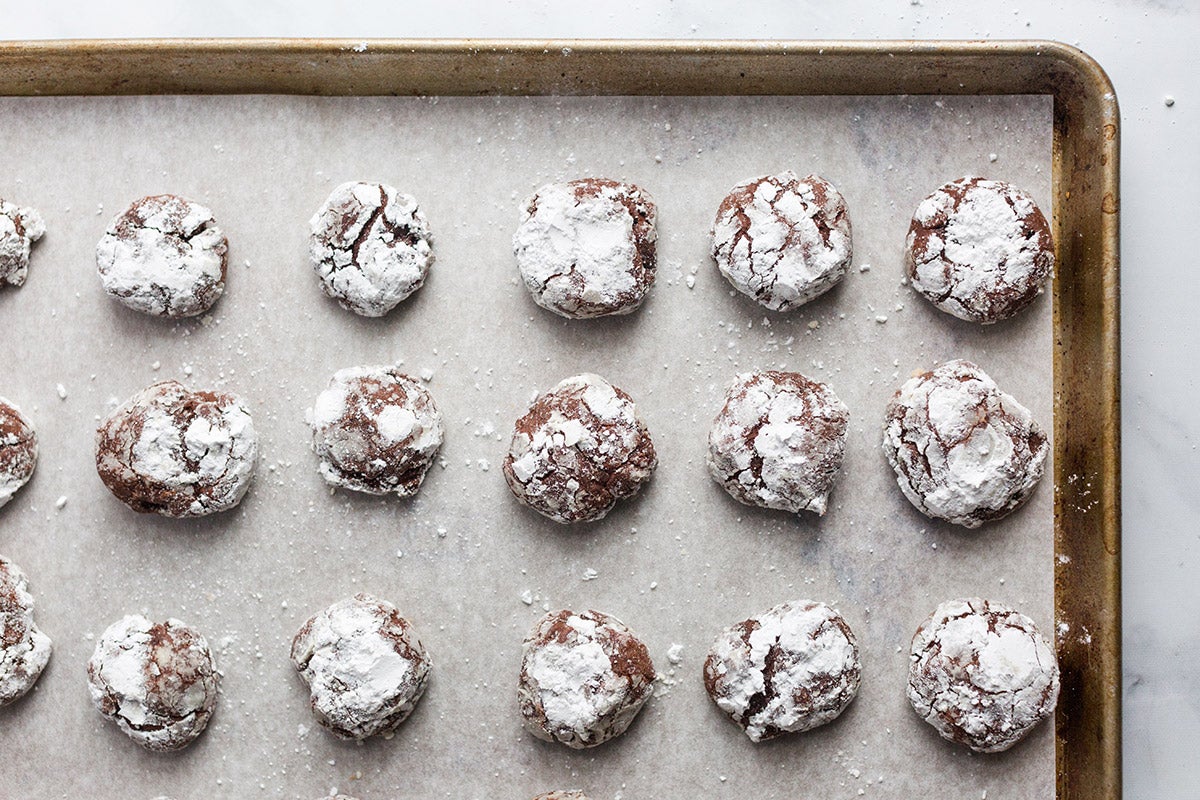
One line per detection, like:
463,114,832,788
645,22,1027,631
1,1,1195,797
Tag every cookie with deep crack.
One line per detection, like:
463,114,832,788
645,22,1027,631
0,397,37,510
0,198,45,288
0,555,52,707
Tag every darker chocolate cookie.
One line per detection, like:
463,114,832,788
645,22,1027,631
0,397,37,510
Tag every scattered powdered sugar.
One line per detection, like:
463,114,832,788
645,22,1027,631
908,598,1059,753
883,360,1048,528
704,600,860,742
0,556,52,707
0,198,45,288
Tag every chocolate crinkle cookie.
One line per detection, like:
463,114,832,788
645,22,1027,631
906,176,1053,323
309,181,433,317
290,594,431,741
0,198,45,288
707,371,849,516
704,600,860,742
0,397,37,510
518,609,655,748
513,178,657,318
503,373,656,524
96,194,228,318
0,556,52,708
87,615,220,751
908,598,1060,753
711,172,852,311
308,366,444,497
95,380,258,518
883,360,1048,528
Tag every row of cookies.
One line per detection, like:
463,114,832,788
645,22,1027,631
0,558,1058,756
0,358,1047,530
1,172,1051,323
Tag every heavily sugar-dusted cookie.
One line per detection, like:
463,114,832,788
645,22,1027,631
309,181,433,317
290,594,431,741
503,373,656,524
519,609,655,749
96,194,228,318
883,360,1048,528
0,198,45,288
707,371,849,516
908,598,1060,753
0,556,52,707
710,172,852,311
308,366,444,497
0,397,37,510
95,381,258,518
87,615,220,751
513,178,657,318
906,176,1053,323
704,600,860,741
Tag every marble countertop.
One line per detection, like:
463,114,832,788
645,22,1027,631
3,1,1196,797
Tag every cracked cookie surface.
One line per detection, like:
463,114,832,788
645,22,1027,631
0,556,52,707
309,181,433,317
96,194,228,317
95,380,258,518
503,373,656,524
707,371,849,516
883,360,1048,528
710,172,852,311
908,598,1059,753
0,397,37,510
704,600,860,742
512,178,656,318
87,615,219,751
518,609,655,749
291,594,431,741
906,176,1053,323
0,198,45,288
308,366,444,497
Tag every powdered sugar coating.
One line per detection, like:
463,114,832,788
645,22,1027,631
518,609,655,749
308,366,444,497
908,598,1059,753
710,172,852,311
503,373,656,524
290,594,431,741
883,360,1048,528
704,600,860,742
513,178,657,318
0,556,52,707
0,198,45,288
96,194,228,318
0,398,37,510
309,181,433,317
906,177,1053,323
87,615,220,752
95,380,258,518
707,371,849,516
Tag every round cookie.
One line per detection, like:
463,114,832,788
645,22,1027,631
710,172,852,311
96,194,228,318
502,373,656,524
905,176,1053,323
0,556,52,707
309,181,433,317
308,366,444,497
290,594,431,741
512,178,657,318
0,397,37,510
908,598,1060,753
0,198,45,288
707,371,849,516
883,360,1048,528
518,609,655,748
704,600,860,741
87,615,220,751
95,380,258,518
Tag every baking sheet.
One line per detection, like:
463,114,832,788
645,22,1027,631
0,92,1053,799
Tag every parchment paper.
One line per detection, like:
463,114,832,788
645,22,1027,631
0,93,1053,800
